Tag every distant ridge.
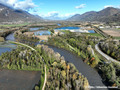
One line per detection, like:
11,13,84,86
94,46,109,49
0,3,43,23
67,7,120,22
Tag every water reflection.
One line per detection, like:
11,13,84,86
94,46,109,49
34,30,51,36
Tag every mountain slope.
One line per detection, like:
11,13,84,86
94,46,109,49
0,3,43,23
68,7,120,22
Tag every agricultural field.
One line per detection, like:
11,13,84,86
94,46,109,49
102,28,120,38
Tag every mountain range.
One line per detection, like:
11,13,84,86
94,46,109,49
68,7,120,22
0,3,43,23
0,3,120,23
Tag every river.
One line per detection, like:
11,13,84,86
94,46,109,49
48,46,107,90
0,33,16,55
0,30,107,90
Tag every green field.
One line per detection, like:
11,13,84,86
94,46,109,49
0,23,29,27
61,30,71,34
82,33,103,37
114,37,120,40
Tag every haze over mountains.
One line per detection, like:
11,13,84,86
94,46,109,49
0,3,43,23
68,7,120,22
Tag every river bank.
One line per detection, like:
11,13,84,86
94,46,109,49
47,45,107,89
0,32,90,90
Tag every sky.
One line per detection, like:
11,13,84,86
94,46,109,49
0,0,120,20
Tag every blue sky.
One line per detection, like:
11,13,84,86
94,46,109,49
0,0,120,19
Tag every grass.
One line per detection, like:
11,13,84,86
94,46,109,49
0,37,5,42
39,66,45,90
82,33,103,37
0,23,29,27
61,30,70,34
117,28,120,30
8,41,36,51
114,37,120,40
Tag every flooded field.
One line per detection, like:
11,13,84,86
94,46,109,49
0,69,41,90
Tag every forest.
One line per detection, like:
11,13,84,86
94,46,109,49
45,32,120,87
0,43,89,90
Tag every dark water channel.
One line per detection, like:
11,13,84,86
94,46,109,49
48,46,108,90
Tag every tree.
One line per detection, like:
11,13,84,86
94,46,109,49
107,50,110,55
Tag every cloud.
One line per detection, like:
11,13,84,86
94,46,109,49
0,0,36,11
46,11,59,17
39,11,76,20
14,0,36,10
0,0,17,7
104,5,114,8
75,4,86,9
41,11,75,18
104,5,120,9
59,13,76,18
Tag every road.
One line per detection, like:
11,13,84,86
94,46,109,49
95,44,120,64
42,65,47,90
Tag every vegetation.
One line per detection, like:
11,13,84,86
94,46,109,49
45,32,101,67
99,40,120,61
14,30,39,46
38,45,89,90
82,33,103,37
0,23,29,27
45,32,120,87
114,37,120,40
1,24,120,89
0,37,4,42
0,26,28,38
0,40,90,90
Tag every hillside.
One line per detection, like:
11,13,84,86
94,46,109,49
68,7,120,22
0,3,43,23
